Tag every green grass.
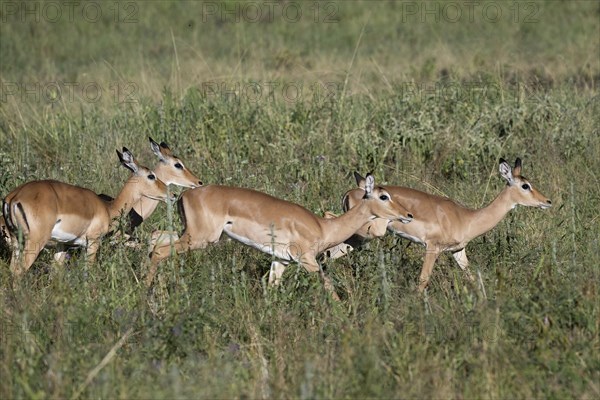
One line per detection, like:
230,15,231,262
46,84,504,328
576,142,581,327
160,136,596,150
1,1,599,398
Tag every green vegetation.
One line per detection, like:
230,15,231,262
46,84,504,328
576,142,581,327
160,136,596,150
1,1,598,398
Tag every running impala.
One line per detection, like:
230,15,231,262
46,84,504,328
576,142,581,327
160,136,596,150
147,174,414,300
2,148,174,278
1,138,201,251
328,158,552,292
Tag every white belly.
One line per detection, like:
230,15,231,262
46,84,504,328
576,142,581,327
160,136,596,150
51,222,87,246
392,230,426,246
223,225,295,262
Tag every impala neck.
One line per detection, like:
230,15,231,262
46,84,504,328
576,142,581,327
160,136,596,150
133,196,160,220
321,200,376,246
107,178,140,220
467,187,516,240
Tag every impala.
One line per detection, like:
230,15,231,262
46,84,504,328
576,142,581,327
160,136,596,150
330,158,552,292
0,138,201,251
147,174,414,300
2,148,174,277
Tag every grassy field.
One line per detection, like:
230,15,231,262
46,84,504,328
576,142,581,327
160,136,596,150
1,1,599,398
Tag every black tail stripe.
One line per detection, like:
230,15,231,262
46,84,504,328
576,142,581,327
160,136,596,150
16,202,30,232
2,200,16,232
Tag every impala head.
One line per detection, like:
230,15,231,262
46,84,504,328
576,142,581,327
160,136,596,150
117,147,175,203
149,137,202,188
351,173,413,224
499,158,552,210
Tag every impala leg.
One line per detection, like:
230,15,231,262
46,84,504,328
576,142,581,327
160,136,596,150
85,240,101,264
324,242,353,259
148,230,180,255
11,235,48,278
149,232,196,265
268,261,287,286
53,251,69,265
146,231,202,287
9,243,23,277
451,248,474,282
417,249,441,292
52,243,74,265
301,257,340,301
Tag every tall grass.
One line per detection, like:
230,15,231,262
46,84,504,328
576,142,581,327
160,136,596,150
1,1,599,398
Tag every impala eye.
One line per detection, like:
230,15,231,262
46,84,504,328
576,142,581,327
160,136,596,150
379,194,389,201
148,174,156,180
174,162,183,170
521,183,530,190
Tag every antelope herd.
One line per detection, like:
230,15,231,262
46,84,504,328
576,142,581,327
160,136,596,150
1,137,551,298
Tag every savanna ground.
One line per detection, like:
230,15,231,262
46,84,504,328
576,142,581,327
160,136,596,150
0,1,598,398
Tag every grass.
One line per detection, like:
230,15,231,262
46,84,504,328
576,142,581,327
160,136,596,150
1,1,599,398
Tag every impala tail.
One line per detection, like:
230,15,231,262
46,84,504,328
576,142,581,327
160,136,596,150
2,200,12,232
2,199,29,236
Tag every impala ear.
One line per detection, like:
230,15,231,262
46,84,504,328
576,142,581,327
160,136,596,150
118,147,139,174
342,192,351,211
353,171,366,188
160,142,171,154
364,173,375,197
149,137,167,162
499,158,514,185
513,157,522,177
